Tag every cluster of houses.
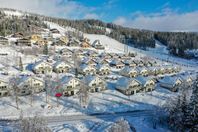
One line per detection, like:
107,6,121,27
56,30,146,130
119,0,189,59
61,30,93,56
0,27,196,98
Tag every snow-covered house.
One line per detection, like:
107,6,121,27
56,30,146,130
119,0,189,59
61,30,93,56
0,36,8,45
83,75,106,93
81,38,91,48
53,61,71,73
116,77,142,95
50,28,60,34
86,50,98,58
72,49,84,58
119,66,138,78
178,74,194,86
92,40,105,49
77,64,96,75
17,37,31,46
136,67,149,76
60,76,81,96
14,75,44,96
133,60,144,67
159,76,183,92
122,59,137,67
0,75,9,97
80,58,97,67
96,64,111,75
109,59,125,69
68,38,80,47
60,48,73,58
32,60,52,74
135,76,156,92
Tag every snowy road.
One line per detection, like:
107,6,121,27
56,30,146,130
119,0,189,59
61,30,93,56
44,110,155,125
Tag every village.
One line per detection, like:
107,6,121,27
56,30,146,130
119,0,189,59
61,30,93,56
0,23,196,111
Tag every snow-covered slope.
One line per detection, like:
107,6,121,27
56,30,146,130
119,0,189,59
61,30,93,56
84,34,124,53
2,9,24,17
45,21,198,69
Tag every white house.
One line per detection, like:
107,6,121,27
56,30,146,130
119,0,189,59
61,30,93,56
116,77,142,95
83,75,106,93
53,61,71,73
32,60,53,74
0,75,9,97
96,64,111,75
119,66,138,78
135,76,156,92
77,64,96,75
159,76,183,92
60,76,81,96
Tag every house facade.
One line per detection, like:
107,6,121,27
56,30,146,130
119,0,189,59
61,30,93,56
53,61,71,73
83,75,106,93
32,60,53,74
116,77,142,95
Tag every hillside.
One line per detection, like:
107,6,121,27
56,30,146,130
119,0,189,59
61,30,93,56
0,8,198,58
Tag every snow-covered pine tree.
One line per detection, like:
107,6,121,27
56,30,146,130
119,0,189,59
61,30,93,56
43,43,48,55
184,75,198,131
19,56,23,71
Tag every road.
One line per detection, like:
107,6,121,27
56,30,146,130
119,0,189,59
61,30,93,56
0,110,156,128
44,110,155,125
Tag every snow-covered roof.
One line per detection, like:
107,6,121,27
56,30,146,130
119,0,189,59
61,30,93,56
116,77,140,89
135,76,153,86
159,76,182,86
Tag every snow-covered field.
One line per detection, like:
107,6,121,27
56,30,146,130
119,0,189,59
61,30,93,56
0,21,197,131
0,86,176,120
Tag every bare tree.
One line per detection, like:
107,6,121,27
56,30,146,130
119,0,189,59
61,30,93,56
18,116,52,132
9,76,20,109
78,82,89,108
107,118,132,132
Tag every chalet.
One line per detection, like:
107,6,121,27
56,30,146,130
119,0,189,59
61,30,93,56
80,58,96,67
60,48,73,57
0,36,8,45
52,37,69,46
93,58,109,65
159,76,183,92
148,67,161,75
60,76,81,96
50,28,60,34
135,76,156,92
0,76,9,97
133,60,144,67
117,53,131,60
92,40,105,49
77,64,96,75
83,75,106,92
34,38,48,46
60,36,69,44
86,50,98,58
119,66,138,78
11,32,24,38
109,59,125,69
32,60,52,74
137,67,149,76
178,74,194,86
31,34,42,43
116,77,142,95
72,49,84,58
68,39,80,47
122,59,137,67
15,75,44,96
96,64,111,75
17,37,31,46
53,61,71,73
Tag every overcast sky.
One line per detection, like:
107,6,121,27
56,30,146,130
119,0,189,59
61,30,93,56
0,0,197,31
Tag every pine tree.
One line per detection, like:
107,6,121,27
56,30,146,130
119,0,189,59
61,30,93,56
43,43,48,55
185,76,198,131
19,56,23,71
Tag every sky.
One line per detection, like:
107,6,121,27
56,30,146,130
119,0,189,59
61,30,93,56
0,0,198,31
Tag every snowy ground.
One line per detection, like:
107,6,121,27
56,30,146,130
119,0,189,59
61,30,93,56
49,115,170,132
0,85,176,120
